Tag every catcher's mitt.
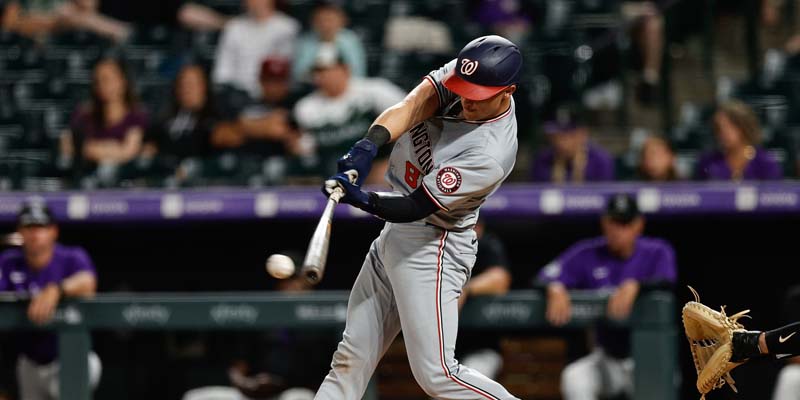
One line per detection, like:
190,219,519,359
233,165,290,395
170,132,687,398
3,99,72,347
682,286,751,400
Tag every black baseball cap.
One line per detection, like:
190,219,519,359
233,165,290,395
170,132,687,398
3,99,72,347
17,201,55,227
604,193,641,224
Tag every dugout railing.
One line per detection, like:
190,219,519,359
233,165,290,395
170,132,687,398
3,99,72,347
0,290,678,400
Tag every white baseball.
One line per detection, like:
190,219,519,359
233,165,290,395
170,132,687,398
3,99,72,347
266,254,296,279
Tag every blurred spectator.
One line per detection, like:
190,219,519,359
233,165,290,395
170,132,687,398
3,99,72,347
467,0,534,44
212,0,300,98
457,218,512,380
0,200,101,400
88,0,229,31
224,57,302,154
143,64,222,177
293,46,405,184
638,136,677,181
696,100,782,181
530,106,615,183
292,0,366,83
177,2,229,31
0,0,130,42
536,193,677,400
622,1,664,105
59,58,148,179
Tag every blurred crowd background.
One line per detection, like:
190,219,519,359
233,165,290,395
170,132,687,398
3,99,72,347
2,1,800,400
1,0,799,191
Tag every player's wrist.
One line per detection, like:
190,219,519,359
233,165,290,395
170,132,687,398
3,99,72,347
45,282,63,298
364,124,390,148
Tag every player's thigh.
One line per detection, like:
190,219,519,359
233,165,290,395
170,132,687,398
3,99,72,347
598,353,634,397
385,228,472,370
338,237,400,355
773,364,800,400
561,350,603,396
16,356,48,400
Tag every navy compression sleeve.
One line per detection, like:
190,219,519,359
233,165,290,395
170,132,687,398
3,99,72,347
366,187,440,223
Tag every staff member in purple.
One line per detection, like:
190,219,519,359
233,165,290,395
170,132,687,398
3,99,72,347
0,201,101,400
536,193,677,400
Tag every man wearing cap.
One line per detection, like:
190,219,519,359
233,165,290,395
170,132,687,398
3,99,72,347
0,201,101,400
294,45,405,184
530,105,615,183
292,0,367,83
230,58,304,157
212,0,300,98
536,193,677,400
315,35,522,399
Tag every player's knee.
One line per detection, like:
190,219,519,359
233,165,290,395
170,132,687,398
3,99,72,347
560,360,595,398
415,374,450,399
776,364,800,388
407,363,452,398
330,341,366,374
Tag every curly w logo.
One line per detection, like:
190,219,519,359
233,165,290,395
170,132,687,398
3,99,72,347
460,58,479,76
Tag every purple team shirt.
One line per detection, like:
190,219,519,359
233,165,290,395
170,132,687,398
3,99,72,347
0,244,96,364
530,143,615,183
537,236,677,357
70,107,148,141
537,237,677,289
695,148,783,181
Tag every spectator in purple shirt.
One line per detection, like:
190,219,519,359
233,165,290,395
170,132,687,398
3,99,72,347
530,106,615,183
536,193,677,400
0,200,101,400
696,100,782,181
59,58,148,178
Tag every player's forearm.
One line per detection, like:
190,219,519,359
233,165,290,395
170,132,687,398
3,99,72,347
61,271,97,298
764,322,800,357
372,81,438,142
363,188,439,223
465,267,512,296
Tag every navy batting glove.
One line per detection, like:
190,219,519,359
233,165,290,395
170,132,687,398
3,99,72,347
337,139,378,186
323,173,372,211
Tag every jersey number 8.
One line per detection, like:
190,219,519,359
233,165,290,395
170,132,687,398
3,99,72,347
404,161,421,189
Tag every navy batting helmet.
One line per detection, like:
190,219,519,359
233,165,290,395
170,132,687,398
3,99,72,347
443,35,522,101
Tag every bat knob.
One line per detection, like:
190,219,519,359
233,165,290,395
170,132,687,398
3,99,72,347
304,268,320,284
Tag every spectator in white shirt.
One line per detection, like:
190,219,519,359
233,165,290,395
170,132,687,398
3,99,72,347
212,0,300,98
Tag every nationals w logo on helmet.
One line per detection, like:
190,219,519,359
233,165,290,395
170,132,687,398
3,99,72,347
436,167,462,193
460,58,479,76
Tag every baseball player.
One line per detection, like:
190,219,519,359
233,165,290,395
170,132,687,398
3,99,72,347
536,193,677,400
0,201,101,400
683,289,800,399
317,35,522,399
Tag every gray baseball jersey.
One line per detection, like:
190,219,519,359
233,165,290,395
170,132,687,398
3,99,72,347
385,59,518,231
315,60,520,400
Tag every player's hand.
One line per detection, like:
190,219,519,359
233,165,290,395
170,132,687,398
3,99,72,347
28,283,61,325
546,283,572,326
337,139,378,186
323,172,371,211
607,279,640,320
229,368,286,398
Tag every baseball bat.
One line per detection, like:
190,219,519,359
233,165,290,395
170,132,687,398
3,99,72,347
300,187,344,284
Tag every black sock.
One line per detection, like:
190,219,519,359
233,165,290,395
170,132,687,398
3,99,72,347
765,321,800,358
